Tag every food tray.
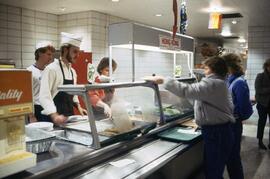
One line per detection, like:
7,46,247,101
25,128,55,154
157,126,201,143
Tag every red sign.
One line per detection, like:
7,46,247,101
159,35,181,51
0,70,32,106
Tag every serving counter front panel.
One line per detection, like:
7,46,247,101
69,139,202,179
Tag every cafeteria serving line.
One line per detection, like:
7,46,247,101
1,21,204,179
1,0,270,179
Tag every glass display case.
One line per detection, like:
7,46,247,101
57,79,195,150
57,81,164,149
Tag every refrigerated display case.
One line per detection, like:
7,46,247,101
56,78,197,148
55,81,200,179
56,81,164,149
108,22,195,82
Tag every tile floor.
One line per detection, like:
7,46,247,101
225,120,270,179
194,118,270,179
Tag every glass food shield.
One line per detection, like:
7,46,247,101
57,81,164,149
90,85,160,136
157,79,194,122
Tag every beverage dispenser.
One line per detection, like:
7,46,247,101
0,69,36,178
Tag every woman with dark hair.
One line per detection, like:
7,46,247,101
145,56,235,179
97,57,117,78
89,57,117,119
255,58,270,150
223,53,253,179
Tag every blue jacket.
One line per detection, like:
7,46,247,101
227,74,253,120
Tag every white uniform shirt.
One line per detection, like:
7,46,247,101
39,59,79,115
27,64,43,105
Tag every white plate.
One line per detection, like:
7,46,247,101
67,115,88,123
26,122,53,131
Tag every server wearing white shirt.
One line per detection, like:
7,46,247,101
39,32,87,125
27,41,55,122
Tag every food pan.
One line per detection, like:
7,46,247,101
25,127,55,154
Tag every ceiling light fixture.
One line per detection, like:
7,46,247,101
201,2,236,13
59,7,66,11
155,14,162,17
221,31,232,37
238,38,246,43
112,0,120,2
232,20,237,24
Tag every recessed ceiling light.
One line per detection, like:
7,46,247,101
212,7,221,12
155,14,162,17
238,38,246,43
201,2,236,13
112,0,119,2
221,31,232,37
232,20,237,24
59,7,66,11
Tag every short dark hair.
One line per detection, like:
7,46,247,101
263,58,270,71
222,53,244,75
35,46,55,61
203,56,228,78
97,57,117,75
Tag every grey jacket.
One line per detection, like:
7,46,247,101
164,74,235,126
255,71,270,107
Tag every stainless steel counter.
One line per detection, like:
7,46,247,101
71,140,181,179
6,134,202,179
6,118,202,179
29,140,93,174
68,139,202,179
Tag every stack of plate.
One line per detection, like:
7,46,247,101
26,122,54,131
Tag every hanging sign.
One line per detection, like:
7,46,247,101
159,35,181,51
208,12,222,29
